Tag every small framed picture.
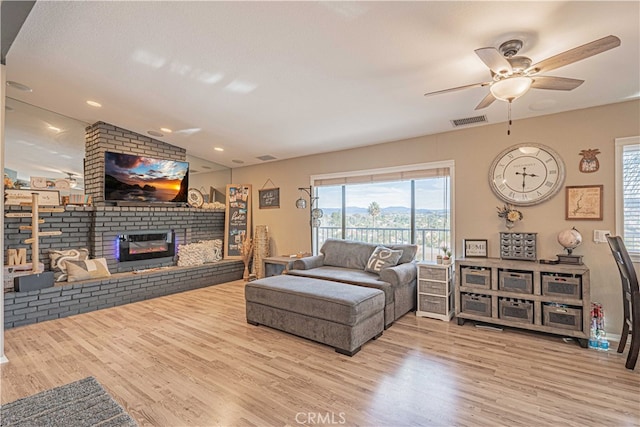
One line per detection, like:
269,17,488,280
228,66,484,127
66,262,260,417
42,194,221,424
566,185,603,220
464,239,488,258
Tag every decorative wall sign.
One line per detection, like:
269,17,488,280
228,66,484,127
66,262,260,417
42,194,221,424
224,184,252,259
578,148,601,173
30,177,48,189
5,189,60,206
258,188,280,209
54,179,70,190
566,185,603,220
187,188,204,207
464,239,488,257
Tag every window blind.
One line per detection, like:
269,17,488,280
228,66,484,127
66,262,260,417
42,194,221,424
313,167,450,187
622,142,640,253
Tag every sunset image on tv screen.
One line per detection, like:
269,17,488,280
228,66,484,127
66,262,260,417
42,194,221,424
104,152,189,203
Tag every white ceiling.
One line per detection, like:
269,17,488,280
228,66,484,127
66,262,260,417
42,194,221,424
5,1,640,170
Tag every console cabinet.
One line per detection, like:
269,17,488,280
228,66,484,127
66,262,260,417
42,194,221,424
416,262,454,321
455,258,590,347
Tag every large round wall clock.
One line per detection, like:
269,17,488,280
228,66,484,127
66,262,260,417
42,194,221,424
489,143,565,206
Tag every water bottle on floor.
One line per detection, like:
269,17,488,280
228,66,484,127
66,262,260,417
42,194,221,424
598,331,609,351
589,329,598,349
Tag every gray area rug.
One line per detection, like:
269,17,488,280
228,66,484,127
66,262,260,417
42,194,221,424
1,376,138,427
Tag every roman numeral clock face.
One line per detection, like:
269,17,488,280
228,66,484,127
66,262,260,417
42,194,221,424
489,143,566,206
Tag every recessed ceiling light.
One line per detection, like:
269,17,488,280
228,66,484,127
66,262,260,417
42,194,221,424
148,130,164,137
86,100,102,107
232,159,244,164
48,126,61,132
6,81,32,92
160,127,172,133
224,80,257,94
214,147,224,152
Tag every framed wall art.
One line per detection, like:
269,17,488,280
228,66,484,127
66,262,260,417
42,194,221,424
565,185,603,220
463,239,488,258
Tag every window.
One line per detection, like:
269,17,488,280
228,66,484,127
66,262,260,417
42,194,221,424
312,161,453,261
615,136,640,261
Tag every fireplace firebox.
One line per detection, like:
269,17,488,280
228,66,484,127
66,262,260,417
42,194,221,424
118,230,175,262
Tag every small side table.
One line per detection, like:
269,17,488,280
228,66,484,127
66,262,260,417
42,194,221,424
263,256,298,277
416,261,455,321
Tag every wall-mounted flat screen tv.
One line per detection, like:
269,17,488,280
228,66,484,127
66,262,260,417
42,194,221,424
104,152,189,203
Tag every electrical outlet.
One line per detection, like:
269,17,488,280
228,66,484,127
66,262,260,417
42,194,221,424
593,230,610,243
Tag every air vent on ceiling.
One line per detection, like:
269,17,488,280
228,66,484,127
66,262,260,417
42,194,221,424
450,115,487,128
256,155,277,161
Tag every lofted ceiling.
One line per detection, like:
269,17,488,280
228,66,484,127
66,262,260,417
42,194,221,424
4,1,640,171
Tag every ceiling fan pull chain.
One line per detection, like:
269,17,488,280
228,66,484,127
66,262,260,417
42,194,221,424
507,100,512,135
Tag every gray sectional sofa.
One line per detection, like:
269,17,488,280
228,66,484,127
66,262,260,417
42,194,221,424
288,239,418,327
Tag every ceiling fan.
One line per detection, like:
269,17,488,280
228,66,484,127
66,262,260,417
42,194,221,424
64,171,80,188
424,35,621,133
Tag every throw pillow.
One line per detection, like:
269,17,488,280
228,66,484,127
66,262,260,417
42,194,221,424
65,258,111,282
364,246,403,274
49,248,89,282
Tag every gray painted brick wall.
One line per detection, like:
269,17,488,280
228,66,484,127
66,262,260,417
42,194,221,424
4,205,224,273
85,121,186,204
3,260,243,329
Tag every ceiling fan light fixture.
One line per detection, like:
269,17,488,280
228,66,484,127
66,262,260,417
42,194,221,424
490,76,533,102
65,172,78,188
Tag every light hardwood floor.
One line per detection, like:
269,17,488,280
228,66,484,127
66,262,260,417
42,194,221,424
1,280,638,426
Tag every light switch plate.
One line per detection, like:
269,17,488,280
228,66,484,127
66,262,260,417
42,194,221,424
593,230,610,243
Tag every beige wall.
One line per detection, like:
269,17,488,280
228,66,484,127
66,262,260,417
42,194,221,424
189,169,232,199
231,100,640,334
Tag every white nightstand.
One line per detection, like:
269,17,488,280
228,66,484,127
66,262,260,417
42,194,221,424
416,262,455,321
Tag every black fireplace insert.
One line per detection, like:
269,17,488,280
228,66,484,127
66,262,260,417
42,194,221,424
118,230,175,262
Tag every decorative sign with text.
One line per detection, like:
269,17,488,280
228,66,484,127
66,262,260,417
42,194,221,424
5,189,60,206
224,184,252,259
258,187,280,209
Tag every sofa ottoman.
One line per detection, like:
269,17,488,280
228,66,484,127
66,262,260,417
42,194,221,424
245,275,384,356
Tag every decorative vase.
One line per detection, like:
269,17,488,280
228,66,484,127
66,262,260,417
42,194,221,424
505,220,516,229
243,263,250,281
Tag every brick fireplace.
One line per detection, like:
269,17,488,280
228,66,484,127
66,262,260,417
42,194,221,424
3,122,243,329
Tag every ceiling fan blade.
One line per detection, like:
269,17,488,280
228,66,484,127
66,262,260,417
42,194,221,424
424,81,491,97
531,76,584,91
475,92,496,110
475,47,513,75
528,35,621,74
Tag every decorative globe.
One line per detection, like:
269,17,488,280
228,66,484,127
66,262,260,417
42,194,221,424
558,227,582,254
